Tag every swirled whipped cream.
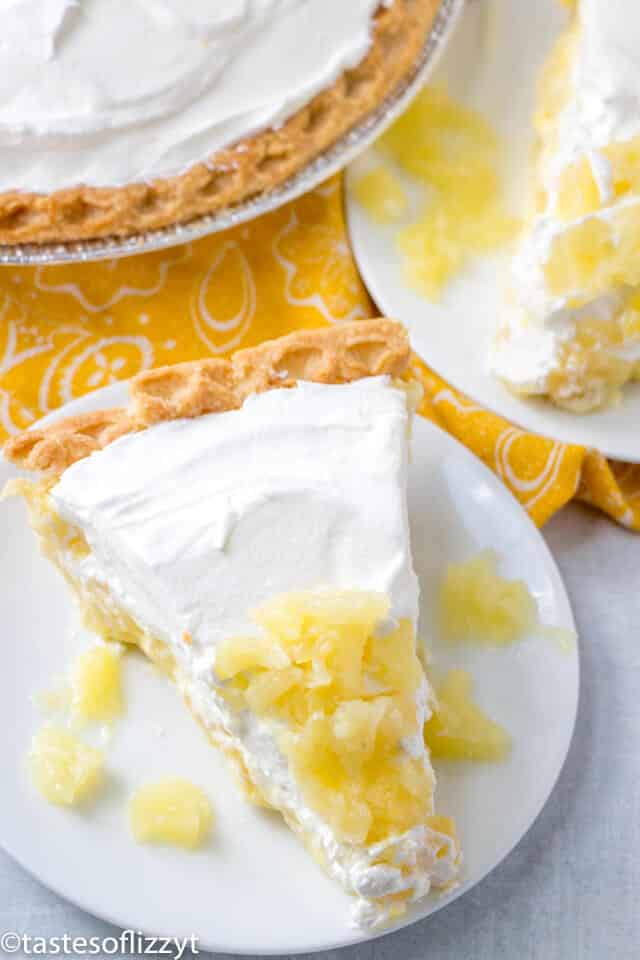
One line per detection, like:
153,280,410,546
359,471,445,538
491,0,640,409
0,0,386,193
50,377,458,925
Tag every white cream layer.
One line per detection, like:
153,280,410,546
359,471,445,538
492,0,640,397
50,377,456,924
1,0,386,193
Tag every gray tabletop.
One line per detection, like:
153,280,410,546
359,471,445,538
1,503,638,960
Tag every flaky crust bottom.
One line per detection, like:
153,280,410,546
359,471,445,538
0,0,441,244
4,319,410,474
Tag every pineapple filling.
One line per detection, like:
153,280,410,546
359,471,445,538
129,779,213,849
4,477,89,561
29,725,105,806
71,644,124,725
439,550,538,646
547,306,640,409
215,590,433,847
545,200,640,303
355,87,518,299
554,137,640,223
353,166,408,224
424,670,511,762
555,156,602,222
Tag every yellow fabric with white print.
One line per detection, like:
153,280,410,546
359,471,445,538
0,176,638,531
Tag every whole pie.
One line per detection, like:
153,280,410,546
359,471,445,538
0,0,441,245
5,320,459,927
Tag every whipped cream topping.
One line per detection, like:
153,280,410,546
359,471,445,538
492,0,640,396
50,378,456,923
52,377,419,649
0,0,386,193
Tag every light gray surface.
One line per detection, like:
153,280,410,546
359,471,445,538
1,503,638,959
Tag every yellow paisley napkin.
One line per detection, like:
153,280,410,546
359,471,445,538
1,175,638,531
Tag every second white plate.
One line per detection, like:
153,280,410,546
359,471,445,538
0,384,578,954
346,0,640,462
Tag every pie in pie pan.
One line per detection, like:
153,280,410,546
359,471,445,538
0,1,442,245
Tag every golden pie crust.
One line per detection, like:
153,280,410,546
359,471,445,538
0,0,441,245
4,319,410,474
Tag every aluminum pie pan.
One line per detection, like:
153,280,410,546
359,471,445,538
0,0,465,266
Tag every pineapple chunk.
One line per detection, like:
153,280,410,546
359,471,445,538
424,670,511,762
129,779,213,849
381,87,498,187
29,725,105,806
368,620,423,694
290,706,432,845
331,699,388,774
215,634,290,679
606,135,640,199
71,644,123,724
245,667,304,715
546,201,640,302
219,590,433,845
440,550,537,646
354,166,408,223
545,217,615,297
543,287,640,409
378,86,517,299
555,156,601,221
621,299,640,339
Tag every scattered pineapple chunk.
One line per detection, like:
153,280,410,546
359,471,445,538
424,670,511,762
71,644,123,724
353,166,408,223
398,198,517,300
376,86,518,299
440,550,537,646
129,779,213,849
29,725,105,806
217,591,433,846
382,86,498,187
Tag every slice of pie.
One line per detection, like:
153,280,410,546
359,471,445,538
5,320,459,928
491,0,640,411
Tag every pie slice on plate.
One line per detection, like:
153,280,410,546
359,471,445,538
4,320,459,928
491,0,640,411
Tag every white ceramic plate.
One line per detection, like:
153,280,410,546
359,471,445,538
0,384,578,955
346,0,640,463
